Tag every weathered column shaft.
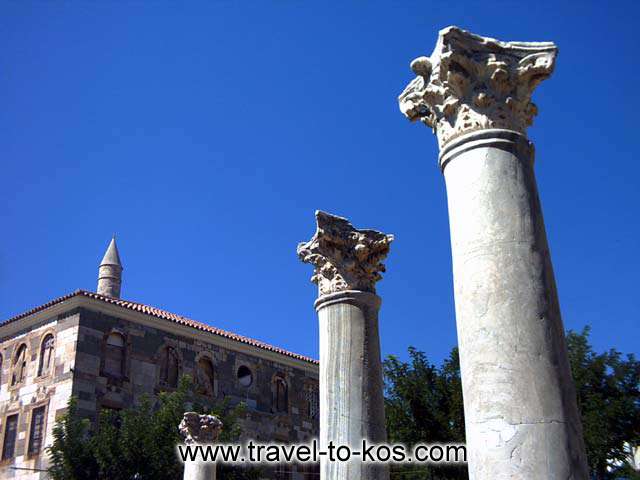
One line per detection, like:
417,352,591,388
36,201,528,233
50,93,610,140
183,460,216,480
443,130,587,478
399,27,589,479
316,291,386,480
298,211,393,480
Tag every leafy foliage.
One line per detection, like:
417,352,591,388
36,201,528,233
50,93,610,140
567,327,640,479
47,397,99,480
47,376,260,480
384,347,467,479
384,329,640,480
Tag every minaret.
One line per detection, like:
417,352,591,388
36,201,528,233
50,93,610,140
97,236,123,298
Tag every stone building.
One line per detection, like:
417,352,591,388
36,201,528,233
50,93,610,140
0,238,319,479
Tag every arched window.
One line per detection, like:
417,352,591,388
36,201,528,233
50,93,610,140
160,346,179,388
37,334,55,377
11,344,27,386
104,332,125,377
273,376,288,413
196,357,215,396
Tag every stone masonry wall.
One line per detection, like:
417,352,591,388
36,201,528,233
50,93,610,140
0,310,80,479
75,307,319,479
0,304,319,480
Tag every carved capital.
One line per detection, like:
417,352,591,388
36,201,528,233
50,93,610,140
297,211,393,296
399,26,557,147
179,412,223,445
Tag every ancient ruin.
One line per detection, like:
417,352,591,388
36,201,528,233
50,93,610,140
399,26,589,479
180,412,223,480
298,210,393,480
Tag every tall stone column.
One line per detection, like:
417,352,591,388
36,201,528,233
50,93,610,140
399,27,589,479
298,211,393,480
179,412,223,480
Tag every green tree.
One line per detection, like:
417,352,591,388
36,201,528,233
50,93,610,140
567,327,640,479
384,329,640,480
48,376,259,480
384,347,467,480
47,397,99,480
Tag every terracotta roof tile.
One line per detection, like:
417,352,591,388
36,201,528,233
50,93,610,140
1,290,318,365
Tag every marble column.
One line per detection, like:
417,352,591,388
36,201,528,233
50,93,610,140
179,412,223,480
398,27,588,479
298,211,393,480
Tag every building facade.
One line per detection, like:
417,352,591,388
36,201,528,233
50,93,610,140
0,239,319,479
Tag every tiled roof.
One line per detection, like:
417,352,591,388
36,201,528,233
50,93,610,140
1,290,318,365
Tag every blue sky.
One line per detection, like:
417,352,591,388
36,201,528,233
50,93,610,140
1,2,638,364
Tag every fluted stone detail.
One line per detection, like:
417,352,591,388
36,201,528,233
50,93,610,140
297,210,393,296
97,236,123,298
398,26,557,147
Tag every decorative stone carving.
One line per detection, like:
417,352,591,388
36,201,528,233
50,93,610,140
297,211,393,296
398,26,558,147
179,412,223,445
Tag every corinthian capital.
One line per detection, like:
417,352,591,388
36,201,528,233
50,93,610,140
399,26,558,147
179,412,223,445
297,211,393,296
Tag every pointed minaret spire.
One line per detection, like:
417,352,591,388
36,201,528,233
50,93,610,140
97,235,123,298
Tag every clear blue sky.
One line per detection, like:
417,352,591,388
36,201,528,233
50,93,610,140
2,2,638,364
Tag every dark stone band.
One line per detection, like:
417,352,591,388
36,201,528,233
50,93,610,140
314,290,381,313
439,129,534,173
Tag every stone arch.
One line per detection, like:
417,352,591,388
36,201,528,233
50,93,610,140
194,352,216,397
99,328,130,380
271,373,289,414
157,343,182,389
11,343,28,386
37,331,56,377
